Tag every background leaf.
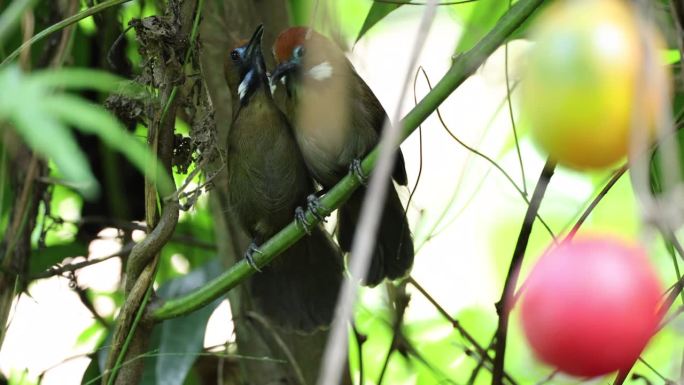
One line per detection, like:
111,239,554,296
12,107,99,198
42,94,173,195
454,0,507,53
142,258,225,385
356,1,409,42
26,68,131,93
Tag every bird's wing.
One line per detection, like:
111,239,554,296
351,68,408,186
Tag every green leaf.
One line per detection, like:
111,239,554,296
141,258,225,385
8,369,37,385
0,65,23,115
0,66,134,198
454,0,507,53
356,1,409,42
81,357,102,385
82,334,110,385
12,106,99,198
41,94,174,196
76,320,106,346
288,0,313,25
27,68,132,94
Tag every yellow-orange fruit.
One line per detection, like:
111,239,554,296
522,0,670,169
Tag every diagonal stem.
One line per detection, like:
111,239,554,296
491,158,556,385
151,0,549,323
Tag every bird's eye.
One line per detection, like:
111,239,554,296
293,45,305,58
230,49,240,61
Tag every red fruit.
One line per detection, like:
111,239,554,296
520,235,663,377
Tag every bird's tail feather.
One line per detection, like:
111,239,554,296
250,226,344,332
337,184,415,287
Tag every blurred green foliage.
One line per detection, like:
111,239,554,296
1,1,684,385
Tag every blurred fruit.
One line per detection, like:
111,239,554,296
520,235,663,377
522,0,670,169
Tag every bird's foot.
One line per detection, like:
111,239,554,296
349,159,368,185
295,206,313,235
244,242,263,272
296,193,328,234
306,193,327,223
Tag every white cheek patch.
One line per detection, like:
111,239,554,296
308,61,333,81
267,73,276,95
238,70,253,101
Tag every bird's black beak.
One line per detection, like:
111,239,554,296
245,24,265,73
271,60,298,86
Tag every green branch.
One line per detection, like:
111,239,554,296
151,0,547,322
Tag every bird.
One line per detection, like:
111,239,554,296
270,27,414,286
223,25,343,332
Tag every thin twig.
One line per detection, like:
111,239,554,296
533,370,558,385
151,0,549,323
406,65,426,214
419,68,556,241
38,352,92,380
467,338,497,384
369,308,458,383
415,67,505,246
511,163,630,311
317,3,438,385
466,353,487,385
638,357,674,383
31,243,134,280
658,306,684,331
62,217,216,251
408,277,518,385
351,323,366,385
567,164,628,239
663,237,684,303
72,280,111,328
661,227,684,265
376,288,410,385
246,312,307,385
428,169,491,241
399,333,459,384
503,3,526,196
614,273,684,385
492,158,556,385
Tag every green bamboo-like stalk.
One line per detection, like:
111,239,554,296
0,0,133,66
152,0,547,322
